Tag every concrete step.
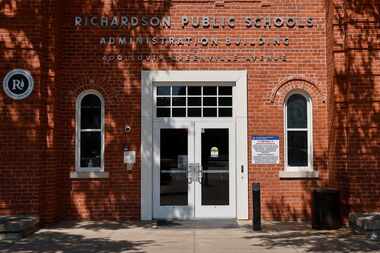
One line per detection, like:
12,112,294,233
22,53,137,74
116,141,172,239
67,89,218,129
0,216,39,241
156,219,239,229
349,213,380,240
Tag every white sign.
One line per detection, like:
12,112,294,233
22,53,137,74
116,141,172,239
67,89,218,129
252,136,279,164
123,151,136,164
210,147,219,158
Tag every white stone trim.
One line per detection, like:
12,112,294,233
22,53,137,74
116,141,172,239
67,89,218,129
279,171,319,179
141,70,248,220
70,171,109,179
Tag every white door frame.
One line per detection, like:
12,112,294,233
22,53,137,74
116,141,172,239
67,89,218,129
152,120,195,219
141,70,248,220
194,121,236,218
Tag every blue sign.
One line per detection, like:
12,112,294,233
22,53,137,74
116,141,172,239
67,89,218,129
3,69,34,100
253,136,280,141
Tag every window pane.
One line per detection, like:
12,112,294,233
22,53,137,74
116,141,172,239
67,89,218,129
188,86,201,95
201,129,229,205
188,97,201,106
172,86,186,95
188,108,201,117
219,97,232,106
172,108,186,117
157,97,170,106
172,97,186,106
80,132,101,168
160,129,188,172
287,94,307,128
157,108,170,117
203,108,217,117
203,86,217,95
81,94,101,129
219,108,232,117
160,129,188,206
81,94,101,107
155,85,235,119
157,86,170,96
219,86,232,95
204,97,217,106
288,131,308,166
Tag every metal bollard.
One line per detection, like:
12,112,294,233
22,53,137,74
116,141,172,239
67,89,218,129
252,183,261,231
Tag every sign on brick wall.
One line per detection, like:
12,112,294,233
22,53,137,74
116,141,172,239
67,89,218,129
73,15,317,63
2,69,34,100
252,136,280,164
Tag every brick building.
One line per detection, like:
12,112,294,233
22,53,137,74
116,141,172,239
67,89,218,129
0,0,379,225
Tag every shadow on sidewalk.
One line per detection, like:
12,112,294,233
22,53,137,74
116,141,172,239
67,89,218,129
0,230,154,253
243,223,380,253
46,221,156,231
1,221,380,253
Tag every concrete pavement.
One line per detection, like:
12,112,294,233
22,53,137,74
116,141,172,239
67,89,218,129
0,221,379,253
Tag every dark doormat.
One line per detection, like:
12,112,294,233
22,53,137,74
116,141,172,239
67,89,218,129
155,219,239,229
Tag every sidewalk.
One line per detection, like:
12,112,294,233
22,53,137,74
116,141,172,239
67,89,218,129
0,221,379,253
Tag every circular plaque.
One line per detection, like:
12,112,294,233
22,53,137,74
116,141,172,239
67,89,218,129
3,69,34,100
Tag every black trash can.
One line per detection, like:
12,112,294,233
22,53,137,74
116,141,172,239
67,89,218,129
312,188,341,229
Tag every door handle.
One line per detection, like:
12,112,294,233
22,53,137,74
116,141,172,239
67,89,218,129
188,163,202,184
197,165,203,183
241,165,244,173
187,166,193,184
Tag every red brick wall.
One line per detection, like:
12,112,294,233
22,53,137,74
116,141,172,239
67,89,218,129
331,0,380,218
0,0,60,224
58,0,329,221
4,0,377,223
60,1,145,220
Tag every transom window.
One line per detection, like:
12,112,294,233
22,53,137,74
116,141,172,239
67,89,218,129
76,91,104,171
284,92,313,171
155,85,233,118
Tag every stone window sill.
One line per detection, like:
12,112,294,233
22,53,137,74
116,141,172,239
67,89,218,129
279,170,319,179
70,171,109,179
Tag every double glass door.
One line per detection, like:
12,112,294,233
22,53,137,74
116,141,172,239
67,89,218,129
153,121,236,219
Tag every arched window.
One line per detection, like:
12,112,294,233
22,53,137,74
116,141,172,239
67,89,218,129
76,90,104,171
284,92,313,171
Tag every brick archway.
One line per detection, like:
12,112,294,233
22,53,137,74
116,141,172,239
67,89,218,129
270,75,326,105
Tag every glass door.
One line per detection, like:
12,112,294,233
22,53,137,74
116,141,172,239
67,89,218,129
194,122,236,218
153,121,236,219
153,121,195,219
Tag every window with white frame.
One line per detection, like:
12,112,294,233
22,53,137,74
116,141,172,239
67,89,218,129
155,85,233,118
76,91,104,171
284,92,313,171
